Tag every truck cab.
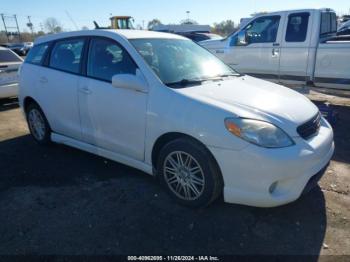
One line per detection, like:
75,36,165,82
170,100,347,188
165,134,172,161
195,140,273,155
201,9,350,90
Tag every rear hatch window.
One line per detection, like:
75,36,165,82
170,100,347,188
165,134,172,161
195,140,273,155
0,50,22,63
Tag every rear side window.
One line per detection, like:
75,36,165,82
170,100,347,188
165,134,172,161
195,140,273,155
320,12,337,35
0,49,22,63
25,43,49,65
49,38,85,74
286,13,310,42
87,38,137,82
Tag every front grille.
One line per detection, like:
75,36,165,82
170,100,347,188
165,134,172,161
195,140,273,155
297,112,321,140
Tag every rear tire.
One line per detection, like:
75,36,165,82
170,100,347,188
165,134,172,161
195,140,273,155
157,137,223,208
26,103,52,145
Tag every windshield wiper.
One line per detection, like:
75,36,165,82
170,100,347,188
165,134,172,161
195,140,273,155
212,73,241,78
165,78,205,88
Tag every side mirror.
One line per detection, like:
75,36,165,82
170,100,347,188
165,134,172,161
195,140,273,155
237,30,248,46
112,73,148,93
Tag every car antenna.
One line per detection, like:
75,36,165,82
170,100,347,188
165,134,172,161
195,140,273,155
93,21,110,30
94,21,100,29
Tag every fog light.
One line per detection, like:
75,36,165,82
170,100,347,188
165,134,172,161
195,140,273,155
269,182,278,194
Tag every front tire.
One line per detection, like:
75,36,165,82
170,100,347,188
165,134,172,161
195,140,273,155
26,103,52,145
158,138,223,208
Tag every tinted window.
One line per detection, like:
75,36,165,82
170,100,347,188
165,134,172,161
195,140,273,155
286,13,310,42
25,43,49,65
49,38,84,74
189,34,208,42
87,38,137,82
245,16,280,44
320,12,337,35
0,49,22,63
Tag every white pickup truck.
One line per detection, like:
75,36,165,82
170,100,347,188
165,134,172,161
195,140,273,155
200,8,350,90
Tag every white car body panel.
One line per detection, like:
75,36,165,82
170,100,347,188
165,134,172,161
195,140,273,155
78,73,148,161
19,30,334,207
0,48,23,98
35,66,82,140
200,8,350,90
314,42,350,89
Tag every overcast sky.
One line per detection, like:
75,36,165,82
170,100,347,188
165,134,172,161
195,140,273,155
1,0,350,32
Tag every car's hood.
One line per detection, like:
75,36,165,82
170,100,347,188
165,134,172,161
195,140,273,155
175,75,319,137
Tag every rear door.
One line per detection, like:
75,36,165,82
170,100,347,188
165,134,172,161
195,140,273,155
224,14,284,82
36,37,86,140
279,11,312,85
0,49,22,98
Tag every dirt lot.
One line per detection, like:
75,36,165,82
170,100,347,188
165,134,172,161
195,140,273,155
0,97,349,256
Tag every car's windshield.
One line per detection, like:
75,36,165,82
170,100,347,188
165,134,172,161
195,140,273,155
130,38,238,87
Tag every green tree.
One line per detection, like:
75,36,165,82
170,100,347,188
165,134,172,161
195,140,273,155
44,17,63,34
148,19,162,30
180,19,198,25
212,20,236,36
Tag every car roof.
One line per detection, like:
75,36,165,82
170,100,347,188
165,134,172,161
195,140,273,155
35,29,187,45
253,8,335,18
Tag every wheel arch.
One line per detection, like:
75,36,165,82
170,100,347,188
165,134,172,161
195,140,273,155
151,132,222,176
23,96,40,113
23,96,52,130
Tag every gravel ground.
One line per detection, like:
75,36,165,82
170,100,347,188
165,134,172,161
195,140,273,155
0,97,349,256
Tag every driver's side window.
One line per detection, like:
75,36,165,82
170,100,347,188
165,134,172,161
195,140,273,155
233,16,281,46
87,38,137,82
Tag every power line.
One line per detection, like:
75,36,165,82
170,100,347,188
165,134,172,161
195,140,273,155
65,10,79,30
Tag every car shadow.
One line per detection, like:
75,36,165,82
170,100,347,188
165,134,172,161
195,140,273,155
0,134,327,257
0,97,19,112
330,105,350,165
0,135,146,191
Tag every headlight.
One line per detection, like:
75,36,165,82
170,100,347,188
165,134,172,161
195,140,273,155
225,118,294,148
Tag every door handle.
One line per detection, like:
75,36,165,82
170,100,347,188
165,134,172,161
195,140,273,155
273,43,280,47
79,87,92,95
40,77,48,84
216,50,225,54
272,48,280,58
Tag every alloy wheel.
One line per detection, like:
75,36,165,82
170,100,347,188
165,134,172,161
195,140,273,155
28,109,46,141
163,151,205,201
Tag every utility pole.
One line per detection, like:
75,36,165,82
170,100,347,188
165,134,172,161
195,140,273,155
14,15,21,42
1,14,21,42
27,16,34,36
1,13,9,42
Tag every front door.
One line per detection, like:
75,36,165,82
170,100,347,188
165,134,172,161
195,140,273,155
78,37,148,161
224,15,283,82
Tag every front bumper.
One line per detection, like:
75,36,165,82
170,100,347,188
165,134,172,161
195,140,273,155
209,118,334,208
